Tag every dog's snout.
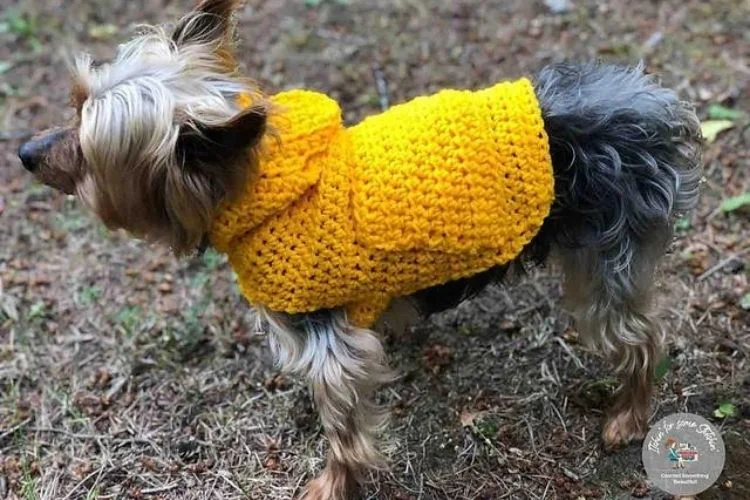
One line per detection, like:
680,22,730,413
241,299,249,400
18,130,67,173
18,140,39,172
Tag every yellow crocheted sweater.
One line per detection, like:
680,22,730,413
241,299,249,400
210,79,554,327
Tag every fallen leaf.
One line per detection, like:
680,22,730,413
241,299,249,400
631,481,649,498
263,454,280,470
70,461,93,480
422,344,453,374
740,293,750,311
713,402,738,419
701,120,734,143
264,373,289,391
88,23,118,40
720,192,750,212
707,104,744,121
460,409,479,427
141,456,160,473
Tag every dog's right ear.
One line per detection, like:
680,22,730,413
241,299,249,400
172,0,240,47
176,105,267,172
145,104,267,256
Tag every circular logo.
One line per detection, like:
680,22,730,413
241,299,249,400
642,412,725,496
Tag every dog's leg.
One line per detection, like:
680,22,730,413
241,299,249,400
257,308,394,500
533,62,701,449
560,243,666,449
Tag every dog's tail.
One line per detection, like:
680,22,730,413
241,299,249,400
531,62,702,306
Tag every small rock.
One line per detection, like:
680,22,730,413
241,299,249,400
697,87,714,101
631,480,649,498
544,0,574,14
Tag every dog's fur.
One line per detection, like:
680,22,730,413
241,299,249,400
19,1,702,498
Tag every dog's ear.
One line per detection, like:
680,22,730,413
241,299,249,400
153,104,266,255
176,104,266,170
172,0,240,46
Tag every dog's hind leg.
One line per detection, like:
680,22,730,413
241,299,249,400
559,240,667,448
257,308,394,500
534,62,702,447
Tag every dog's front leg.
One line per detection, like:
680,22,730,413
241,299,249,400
257,308,395,500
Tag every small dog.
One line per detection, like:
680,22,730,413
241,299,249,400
18,1,702,498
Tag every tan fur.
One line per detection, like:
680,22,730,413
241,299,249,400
75,16,266,253
28,0,267,255
256,307,395,497
559,245,665,448
300,459,358,500
31,127,84,195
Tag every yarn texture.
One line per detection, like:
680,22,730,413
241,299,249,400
210,79,554,327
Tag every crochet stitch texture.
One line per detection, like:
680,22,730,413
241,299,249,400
210,78,554,327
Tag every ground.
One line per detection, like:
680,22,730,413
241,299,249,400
1,0,749,499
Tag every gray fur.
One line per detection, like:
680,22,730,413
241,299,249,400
531,62,703,444
534,61,702,306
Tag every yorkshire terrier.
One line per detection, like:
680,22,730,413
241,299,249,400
18,0,702,498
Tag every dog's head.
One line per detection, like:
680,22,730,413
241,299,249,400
18,0,267,255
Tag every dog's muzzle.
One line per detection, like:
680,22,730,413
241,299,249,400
18,130,66,172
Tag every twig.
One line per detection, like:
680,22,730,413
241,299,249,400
697,247,750,281
31,427,108,440
372,65,390,111
552,336,584,369
141,482,180,495
0,417,31,441
31,427,153,446
61,466,105,500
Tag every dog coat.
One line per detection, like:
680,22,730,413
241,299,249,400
210,79,554,327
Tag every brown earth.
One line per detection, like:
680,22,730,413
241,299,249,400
1,0,749,499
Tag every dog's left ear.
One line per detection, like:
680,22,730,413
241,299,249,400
172,0,240,47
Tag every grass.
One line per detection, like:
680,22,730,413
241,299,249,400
77,286,101,305
0,9,42,52
114,306,142,334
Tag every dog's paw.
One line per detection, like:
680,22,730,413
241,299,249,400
299,477,334,500
602,410,647,450
299,467,356,500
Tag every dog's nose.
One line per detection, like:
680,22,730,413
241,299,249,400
18,131,66,173
18,140,38,172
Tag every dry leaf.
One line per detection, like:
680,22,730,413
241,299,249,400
700,120,734,143
460,409,479,427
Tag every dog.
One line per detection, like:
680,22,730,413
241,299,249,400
18,0,702,498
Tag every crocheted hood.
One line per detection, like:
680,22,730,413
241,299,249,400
210,79,554,326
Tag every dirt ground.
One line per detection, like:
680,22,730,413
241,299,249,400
1,0,749,498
